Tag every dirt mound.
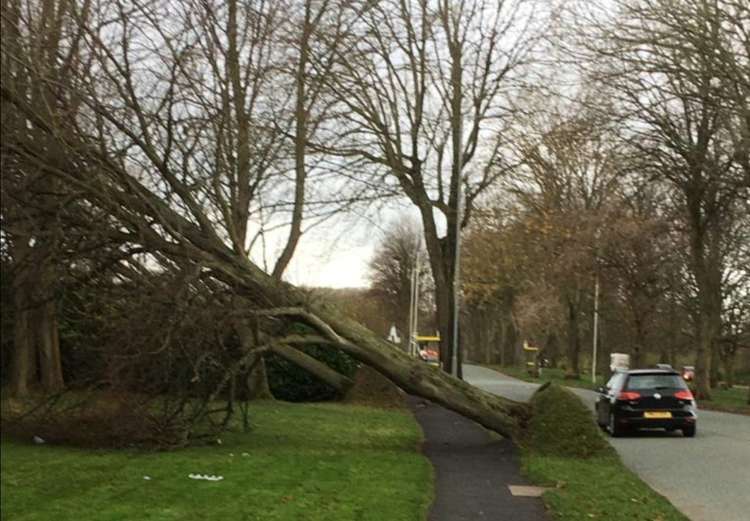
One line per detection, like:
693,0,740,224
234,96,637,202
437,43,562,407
344,365,406,409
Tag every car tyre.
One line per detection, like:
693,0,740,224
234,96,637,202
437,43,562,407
609,413,626,437
682,425,696,438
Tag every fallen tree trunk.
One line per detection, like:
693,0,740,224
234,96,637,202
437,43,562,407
269,342,355,394
272,310,527,439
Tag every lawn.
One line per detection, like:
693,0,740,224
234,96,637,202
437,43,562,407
1,401,432,521
521,384,689,521
493,365,750,415
523,456,689,521
492,366,599,391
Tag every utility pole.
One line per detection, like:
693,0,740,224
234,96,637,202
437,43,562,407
408,249,421,356
408,258,416,356
448,43,464,378
413,250,420,355
451,123,463,378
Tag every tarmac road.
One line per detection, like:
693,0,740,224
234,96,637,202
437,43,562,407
463,364,750,521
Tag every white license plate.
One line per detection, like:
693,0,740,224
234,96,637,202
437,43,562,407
643,411,672,419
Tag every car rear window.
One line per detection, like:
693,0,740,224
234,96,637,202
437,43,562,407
625,374,688,390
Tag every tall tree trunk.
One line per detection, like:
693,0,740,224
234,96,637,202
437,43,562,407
9,280,35,397
710,340,721,388
245,354,274,399
566,299,581,377
236,324,274,400
499,319,507,366
37,298,64,392
722,345,735,389
546,332,559,369
632,317,645,369
8,251,64,396
271,0,312,279
688,200,723,400
433,272,453,371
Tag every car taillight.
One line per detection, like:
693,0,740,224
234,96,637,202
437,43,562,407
618,391,641,401
674,390,694,400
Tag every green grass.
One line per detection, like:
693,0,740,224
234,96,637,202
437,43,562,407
699,386,750,415
1,401,432,521
521,384,689,521
523,456,688,521
490,365,600,391
492,365,750,416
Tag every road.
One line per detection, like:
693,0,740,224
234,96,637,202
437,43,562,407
463,364,750,521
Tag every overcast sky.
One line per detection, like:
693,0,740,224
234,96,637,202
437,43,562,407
279,204,430,289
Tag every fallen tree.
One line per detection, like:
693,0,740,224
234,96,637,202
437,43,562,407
2,97,528,440
0,0,529,441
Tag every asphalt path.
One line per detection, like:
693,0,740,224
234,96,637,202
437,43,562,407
463,364,750,521
407,396,549,521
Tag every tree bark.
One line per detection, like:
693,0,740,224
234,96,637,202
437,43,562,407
37,299,64,392
289,306,527,438
722,344,735,389
632,317,645,369
245,355,274,400
566,299,581,377
8,261,63,395
8,280,35,397
269,343,354,394
710,341,721,388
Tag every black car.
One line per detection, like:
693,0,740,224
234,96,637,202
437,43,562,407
596,369,697,437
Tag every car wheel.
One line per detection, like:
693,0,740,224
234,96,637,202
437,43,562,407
682,425,696,438
609,413,626,437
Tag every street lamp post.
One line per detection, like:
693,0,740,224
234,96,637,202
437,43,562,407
408,249,421,356
451,193,462,377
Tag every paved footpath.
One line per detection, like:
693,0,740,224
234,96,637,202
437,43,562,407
464,364,750,521
407,396,549,521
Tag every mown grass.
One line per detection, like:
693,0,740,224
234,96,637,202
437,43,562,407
1,401,432,521
698,386,750,415
494,366,599,390
521,384,689,521
494,365,750,416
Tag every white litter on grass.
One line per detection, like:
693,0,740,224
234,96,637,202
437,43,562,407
33,436,45,445
143,476,152,481
188,474,224,481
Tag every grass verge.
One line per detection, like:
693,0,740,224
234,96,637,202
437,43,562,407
1,401,432,521
521,384,689,521
695,386,750,415
492,365,750,416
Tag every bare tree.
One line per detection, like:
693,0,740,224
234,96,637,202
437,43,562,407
0,0,87,395
369,218,430,347
313,0,544,374
506,101,623,376
581,0,750,397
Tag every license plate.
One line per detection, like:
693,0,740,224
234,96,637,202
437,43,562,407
644,411,672,419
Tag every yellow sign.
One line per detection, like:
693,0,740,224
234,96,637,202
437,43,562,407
415,335,440,342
